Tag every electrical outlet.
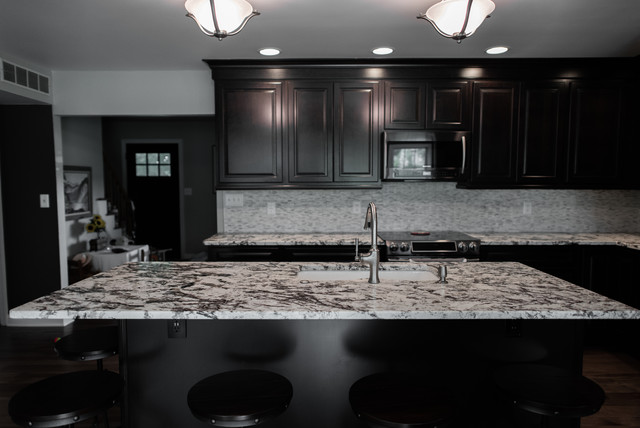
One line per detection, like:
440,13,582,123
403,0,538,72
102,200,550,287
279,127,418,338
505,319,522,337
168,320,187,338
522,201,532,215
351,201,360,214
224,193,244,207
267,202,276,216
39,194,50,208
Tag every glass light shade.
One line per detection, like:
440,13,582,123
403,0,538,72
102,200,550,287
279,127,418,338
420,0,495,40
185,0,259,40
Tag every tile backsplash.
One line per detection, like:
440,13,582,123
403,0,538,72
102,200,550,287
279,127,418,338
221,182,640,233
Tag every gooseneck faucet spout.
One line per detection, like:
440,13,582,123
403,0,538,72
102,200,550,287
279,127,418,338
356,202,380,284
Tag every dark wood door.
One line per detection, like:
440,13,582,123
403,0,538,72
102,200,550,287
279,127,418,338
126,143,180,260
287,81,333,183
427,80,470,129
470,81,520,184
516,81,569,185
334,81,380,183
217,81,283,184
567,82,622,185
384,81,425,129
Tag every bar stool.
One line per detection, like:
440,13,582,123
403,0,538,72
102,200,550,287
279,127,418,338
54,325,118,370
187,369,293,427
492,363,606,428
8,370,124,427
349,372,457,428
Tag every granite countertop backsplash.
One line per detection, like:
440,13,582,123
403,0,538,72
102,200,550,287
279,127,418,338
10,261,640,321
204,232,640,250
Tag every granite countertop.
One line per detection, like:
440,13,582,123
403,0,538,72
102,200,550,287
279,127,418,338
10,261,640,321
204,232,640,250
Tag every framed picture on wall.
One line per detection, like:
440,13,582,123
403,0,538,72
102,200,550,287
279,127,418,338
64,166,92,220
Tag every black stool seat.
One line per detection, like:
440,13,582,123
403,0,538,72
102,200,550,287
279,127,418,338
187,369,293,427
493,364,605,419
349,372,456,428
54,326,118,364
8,370,124,428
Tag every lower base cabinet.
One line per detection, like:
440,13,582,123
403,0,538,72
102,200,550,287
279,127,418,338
481,245,640,356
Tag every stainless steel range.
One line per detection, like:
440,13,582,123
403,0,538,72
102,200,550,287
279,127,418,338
379,231,480,262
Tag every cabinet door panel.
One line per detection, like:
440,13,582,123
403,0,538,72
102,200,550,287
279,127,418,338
384,81,425,129
517,81,569,185
568,82,622,184
218,82,282,183
427,81,470,129
471,82,519,184
288,82,333,182
334,82,380,182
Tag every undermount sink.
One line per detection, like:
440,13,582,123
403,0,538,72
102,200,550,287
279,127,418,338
297,269,437,282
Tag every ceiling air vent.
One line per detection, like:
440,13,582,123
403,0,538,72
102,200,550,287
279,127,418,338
1,59,50,95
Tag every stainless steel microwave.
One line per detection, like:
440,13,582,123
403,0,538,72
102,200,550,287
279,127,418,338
382,130,470,181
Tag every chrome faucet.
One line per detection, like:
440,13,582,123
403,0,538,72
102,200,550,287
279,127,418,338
355,202,380,284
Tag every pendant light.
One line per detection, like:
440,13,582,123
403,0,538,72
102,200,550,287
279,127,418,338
185,0,259,40
418,0,495,43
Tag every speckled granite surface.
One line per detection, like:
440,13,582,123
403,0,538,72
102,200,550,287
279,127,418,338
10,261,639,321
204,232,640,250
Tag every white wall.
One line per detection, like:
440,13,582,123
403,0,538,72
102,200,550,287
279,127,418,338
52,70,215,116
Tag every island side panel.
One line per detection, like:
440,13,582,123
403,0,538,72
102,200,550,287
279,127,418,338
123,319,583,428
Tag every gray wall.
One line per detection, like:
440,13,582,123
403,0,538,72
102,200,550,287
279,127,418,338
102,117,217,258
220,182,640,233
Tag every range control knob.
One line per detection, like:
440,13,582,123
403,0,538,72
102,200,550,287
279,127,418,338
389,242,399,252
400,242,410,252
457,241,468,253
468,242,478,253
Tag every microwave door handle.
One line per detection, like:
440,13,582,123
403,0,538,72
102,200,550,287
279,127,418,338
461,136,467,173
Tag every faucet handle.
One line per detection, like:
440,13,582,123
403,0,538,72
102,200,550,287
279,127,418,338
354,238,360,261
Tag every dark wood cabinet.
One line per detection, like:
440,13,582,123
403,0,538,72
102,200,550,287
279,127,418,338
384,81,425,129
207,59,639,190
334,81,380,183
567,82,623,185
427,80,470,129
469,81,520,185
516,81,569,185
217,81,283,185
287,81,333,183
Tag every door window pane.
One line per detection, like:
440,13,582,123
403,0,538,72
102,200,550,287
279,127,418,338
134,152,172,177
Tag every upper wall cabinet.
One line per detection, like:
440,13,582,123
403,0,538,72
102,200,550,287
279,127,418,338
287,81,334,183
384,81,425,129
567,81,623,185
207,58,639,190
468,81,520,185
334,81,380,183
516,81,569,186
383,80,470,130
217,81,283,185
427,80,470,129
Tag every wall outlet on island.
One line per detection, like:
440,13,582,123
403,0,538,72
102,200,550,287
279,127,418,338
168,320,187,339
267,202,276,216
352,201,360,214
522,201,532,215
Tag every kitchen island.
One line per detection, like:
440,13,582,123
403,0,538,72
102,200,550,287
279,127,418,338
10,261,640,428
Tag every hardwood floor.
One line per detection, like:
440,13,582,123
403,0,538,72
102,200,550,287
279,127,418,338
1,322,639,428
0,321,120,428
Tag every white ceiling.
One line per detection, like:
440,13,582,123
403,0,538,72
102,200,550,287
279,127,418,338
0,0,639,72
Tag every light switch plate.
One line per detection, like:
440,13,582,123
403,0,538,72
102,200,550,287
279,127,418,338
39,194,50,208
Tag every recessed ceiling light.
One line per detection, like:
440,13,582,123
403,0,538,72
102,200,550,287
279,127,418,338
486,46,509,55
259,48,281,56
372,47,394,56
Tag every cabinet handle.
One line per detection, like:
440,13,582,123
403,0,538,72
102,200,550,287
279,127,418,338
461,136,467,173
